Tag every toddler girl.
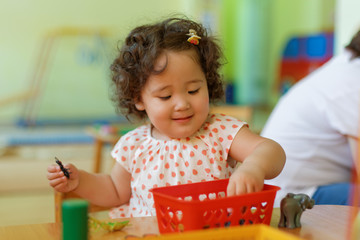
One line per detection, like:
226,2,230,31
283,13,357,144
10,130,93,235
47,17,285,218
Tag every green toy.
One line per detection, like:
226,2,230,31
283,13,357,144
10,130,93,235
89,216,130,232
62,199,89,240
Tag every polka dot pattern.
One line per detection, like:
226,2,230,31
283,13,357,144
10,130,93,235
109,113,246,218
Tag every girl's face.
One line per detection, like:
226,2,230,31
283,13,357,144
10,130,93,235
135,49,209,140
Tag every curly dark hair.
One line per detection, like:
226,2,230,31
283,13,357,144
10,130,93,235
110,17,225,121
346,30,360,59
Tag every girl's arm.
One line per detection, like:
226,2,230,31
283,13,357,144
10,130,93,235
73,162,132,207
48,162,131,207
227,126,286,196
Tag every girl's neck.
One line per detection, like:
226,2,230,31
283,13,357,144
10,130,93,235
151,125,172,141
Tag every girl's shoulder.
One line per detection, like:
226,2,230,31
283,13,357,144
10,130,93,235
196,113,247,139
205,113,246,127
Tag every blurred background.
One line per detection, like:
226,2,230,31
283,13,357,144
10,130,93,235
0,0,359,226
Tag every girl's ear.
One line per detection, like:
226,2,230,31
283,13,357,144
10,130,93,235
135,100,145,111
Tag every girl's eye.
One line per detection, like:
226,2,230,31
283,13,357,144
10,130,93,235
159,96,171,100
188,89,199,94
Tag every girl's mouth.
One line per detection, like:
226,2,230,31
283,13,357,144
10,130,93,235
173,115,192,122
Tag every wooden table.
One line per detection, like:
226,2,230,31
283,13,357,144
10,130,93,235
270,205,354,240
0,205,355,240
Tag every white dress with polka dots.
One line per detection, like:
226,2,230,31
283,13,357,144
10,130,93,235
109,113,246,218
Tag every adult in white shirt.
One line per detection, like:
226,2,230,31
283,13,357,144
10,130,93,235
261,30,360,207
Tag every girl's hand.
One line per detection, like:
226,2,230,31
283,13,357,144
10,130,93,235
226,163,264,196
47,163,80,193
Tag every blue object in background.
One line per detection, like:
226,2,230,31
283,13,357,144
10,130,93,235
283,38,300,58
225,83,235,104
282,32,334,60
306,33,334,59
278,32,334,95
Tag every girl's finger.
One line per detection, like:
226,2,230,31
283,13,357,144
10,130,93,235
246,183,255,193
226,182,235,197
49,175,67,187
235,182,246,195
47,164,60,173
47,170,64,180
53,181,68,192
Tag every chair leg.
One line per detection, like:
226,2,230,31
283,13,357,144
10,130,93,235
93,138,104,173
54,191,64,223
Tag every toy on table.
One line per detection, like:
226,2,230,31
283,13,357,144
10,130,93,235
62,199,89,240
278,193,315,229
89,216,129,232
55,157,70,178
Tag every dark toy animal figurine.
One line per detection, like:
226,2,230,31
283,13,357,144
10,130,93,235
278,193,315,229
55,157,70,179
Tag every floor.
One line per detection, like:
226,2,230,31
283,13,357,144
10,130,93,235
0,143,113,226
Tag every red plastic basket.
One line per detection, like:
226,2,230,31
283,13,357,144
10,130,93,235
150,179,280,233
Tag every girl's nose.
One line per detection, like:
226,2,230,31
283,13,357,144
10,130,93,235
174,96,190,111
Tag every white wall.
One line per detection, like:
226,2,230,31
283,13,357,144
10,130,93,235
335,0,360,54
0,0,201,123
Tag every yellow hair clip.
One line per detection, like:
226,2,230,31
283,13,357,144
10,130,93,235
187,29,201,45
